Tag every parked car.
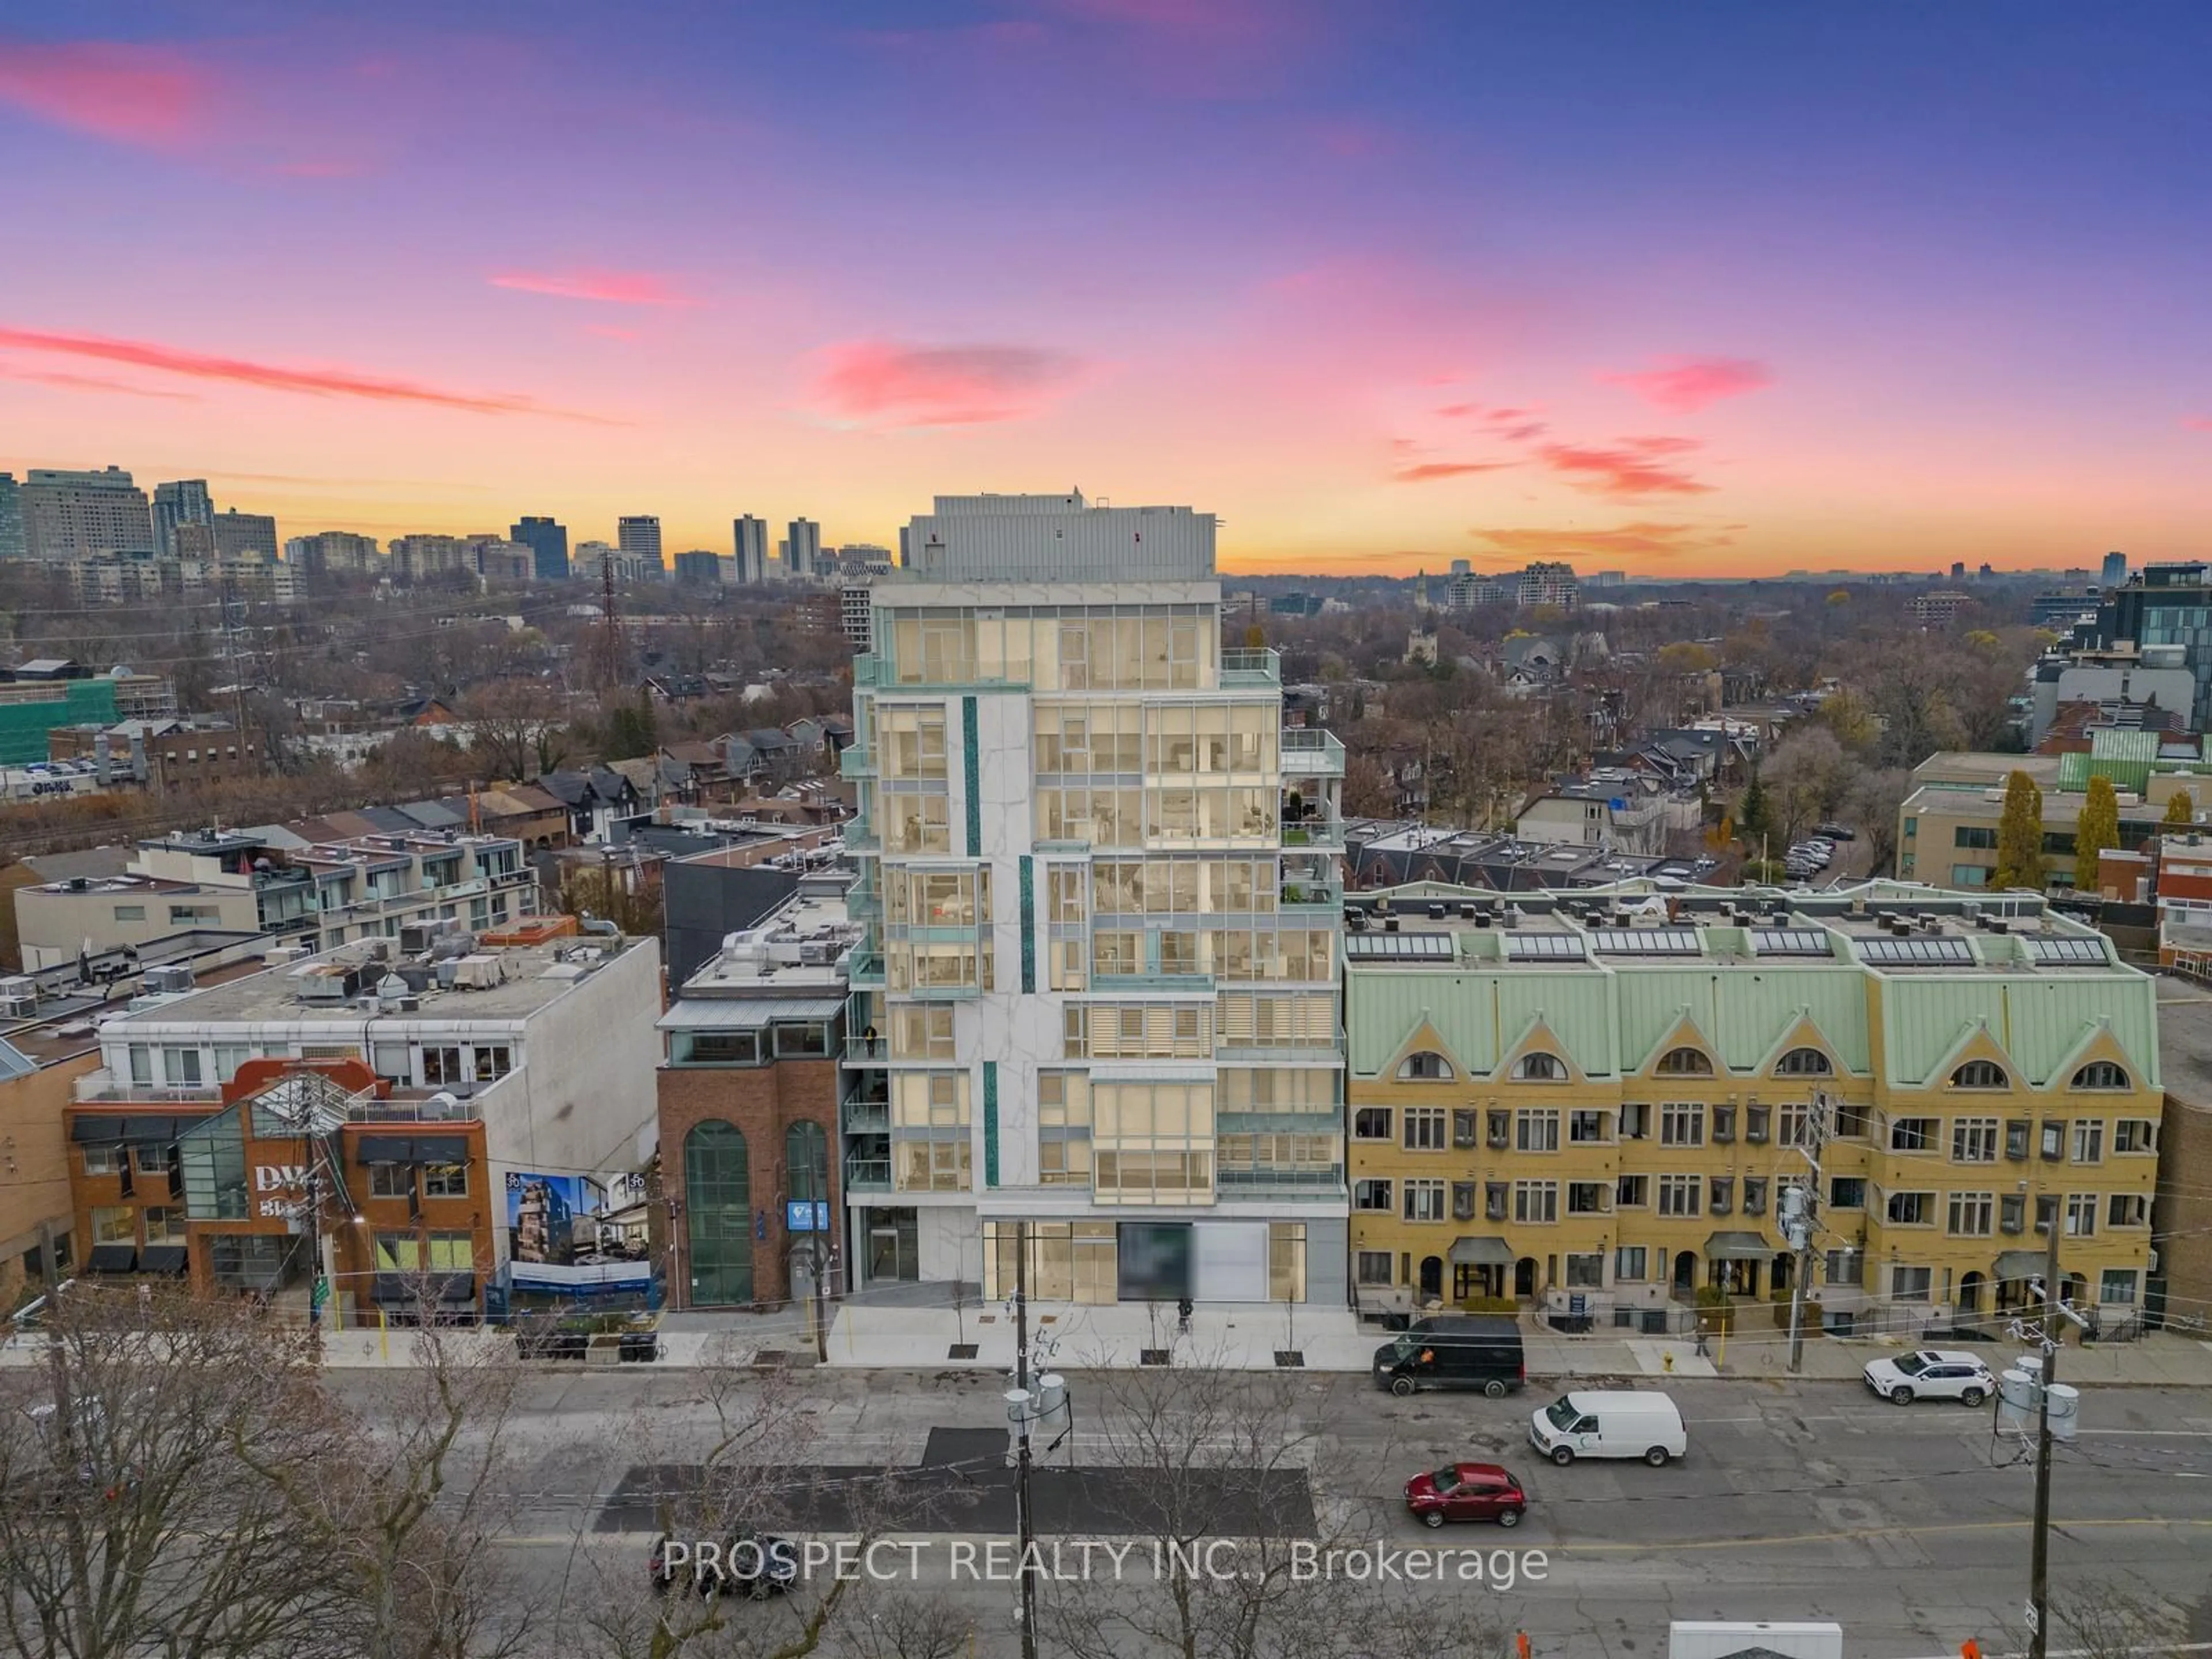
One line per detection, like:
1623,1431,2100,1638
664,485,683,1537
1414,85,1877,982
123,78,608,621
1528,1390,1687,1466
1404,1462,1528,1528
1816,823,1857,840
1373,1314,1527,1397
1862,1350,1996,1406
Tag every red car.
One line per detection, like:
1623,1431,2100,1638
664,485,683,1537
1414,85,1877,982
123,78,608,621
1404,1461,1528,1529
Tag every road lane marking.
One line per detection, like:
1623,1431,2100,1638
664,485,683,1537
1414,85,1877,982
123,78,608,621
1535,1517,2212,1554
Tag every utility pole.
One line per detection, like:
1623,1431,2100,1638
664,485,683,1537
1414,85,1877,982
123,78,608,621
1785,1089,1830,1374
1012,1219,1037,1659
2027,1213,2062,1659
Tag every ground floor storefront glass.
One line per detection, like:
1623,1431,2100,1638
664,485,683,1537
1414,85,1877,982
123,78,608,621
982,1218,1310,1303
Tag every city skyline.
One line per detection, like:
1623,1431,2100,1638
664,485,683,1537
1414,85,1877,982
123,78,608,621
2,4,2209,577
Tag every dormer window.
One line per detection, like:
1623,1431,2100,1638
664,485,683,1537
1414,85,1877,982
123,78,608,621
1513,1052,1566,1082
1655,1047,1713,1077
1397,1051,1455,1082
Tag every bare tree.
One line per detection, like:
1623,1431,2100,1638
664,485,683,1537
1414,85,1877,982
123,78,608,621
246,1300,533,1659
463,677,574,782
0,1283,351,1659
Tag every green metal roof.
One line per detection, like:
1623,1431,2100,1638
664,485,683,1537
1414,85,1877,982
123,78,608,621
2056,752,2150,794
2090,728,2162,764
1875,972,2158,1088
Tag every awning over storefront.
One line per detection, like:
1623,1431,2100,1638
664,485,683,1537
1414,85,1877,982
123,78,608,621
71,1115,185,1143
1704,1232,1771,1261
370,1272,477,1305
355,1134,471,1164
139,1245,188,1275
86,1244,138,1273
1448,1235,1516,1267
1994,1250,2046,1280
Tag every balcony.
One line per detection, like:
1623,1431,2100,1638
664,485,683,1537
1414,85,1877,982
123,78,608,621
838,746,874,781
1279,728,1347,778
74,1074,221,1105
844,948,885,988
1220,647,1282,688
851,653,883,687
844,1154,893,1194
1278,879,1343,912
1091,969,1216,993
1281,815,1346,850
841,1100,890,1135
843,820,879,854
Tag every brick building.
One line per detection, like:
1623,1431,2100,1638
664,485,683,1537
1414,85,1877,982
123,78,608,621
656,877,858,1312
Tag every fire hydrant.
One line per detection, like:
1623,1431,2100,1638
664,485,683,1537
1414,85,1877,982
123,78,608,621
1662,1349,1677,1374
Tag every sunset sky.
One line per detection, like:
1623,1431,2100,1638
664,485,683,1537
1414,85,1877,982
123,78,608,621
2,2,2208,577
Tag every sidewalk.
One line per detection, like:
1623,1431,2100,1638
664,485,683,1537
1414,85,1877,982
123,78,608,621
14,1306,2209,1385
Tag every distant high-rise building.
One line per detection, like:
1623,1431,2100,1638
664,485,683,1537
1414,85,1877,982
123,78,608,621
210,509,279,563
512,516,570,581
151,479,215,558
387,535,472,582
2102,550,2128,588
786,517,821,579
20,467,154,560
732,514,769,584
1516,560,1579,610
617,516,663,575
838,541,895,575
673,550,723,584
0,473,23,560
1950,560,1967,581
283,531,380,574
840,583,873,649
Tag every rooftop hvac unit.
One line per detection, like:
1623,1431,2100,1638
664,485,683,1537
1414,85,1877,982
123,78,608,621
142,964,195,994
291,964,362,1002
450,955,505,990
799,941,839,966
399,923,436,955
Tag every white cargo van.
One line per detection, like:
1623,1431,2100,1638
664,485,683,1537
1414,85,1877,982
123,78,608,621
1527,1390,1686,1467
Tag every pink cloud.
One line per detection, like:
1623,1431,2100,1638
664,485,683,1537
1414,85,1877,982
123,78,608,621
0,37,209,149
1392,461,1513,484
1537,435,1711,499
1601,354,1774,414
1472,521,1722,560
585,324,639,342
0,324,573,417
1435,403,1548,443
809,340,1085,427
0,360,196,400
2184,415,2212,432
489,269,699,308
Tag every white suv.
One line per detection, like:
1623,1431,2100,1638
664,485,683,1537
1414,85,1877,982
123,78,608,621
1862,1349,1996,1406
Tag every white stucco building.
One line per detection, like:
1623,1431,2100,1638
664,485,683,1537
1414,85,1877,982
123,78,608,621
842,492,1347,1304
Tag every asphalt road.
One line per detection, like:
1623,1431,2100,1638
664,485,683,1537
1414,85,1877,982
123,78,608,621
325,1369,2212,1657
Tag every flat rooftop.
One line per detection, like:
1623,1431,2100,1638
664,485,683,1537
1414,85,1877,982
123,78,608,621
1341,881,2126,975
677,881,858,999
96,933,639,1028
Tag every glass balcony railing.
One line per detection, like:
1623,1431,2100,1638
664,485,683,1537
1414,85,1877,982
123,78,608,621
1280,728,1347,777
1220,647,1282,687
841,1100,890,1134
1278,880,1343,910
843,1155,892,1194
1281,814,1346,850
851,654,883,687
838,746,874,780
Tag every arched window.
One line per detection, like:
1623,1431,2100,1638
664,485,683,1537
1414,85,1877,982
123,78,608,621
2070,1060,2129,1090
1951,1060,2008,1090
786,1120,830,1202
684,1120,753,1306
1512,1052,1565,1082
1775,1048,1833,1077
1655,1047,1714,1077
1397,1051,1455,1081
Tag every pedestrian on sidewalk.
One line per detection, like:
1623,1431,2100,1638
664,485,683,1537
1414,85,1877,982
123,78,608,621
1694,1320,1711,1359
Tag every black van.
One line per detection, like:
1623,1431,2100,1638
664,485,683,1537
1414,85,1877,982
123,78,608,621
1373,1314,1525,1397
